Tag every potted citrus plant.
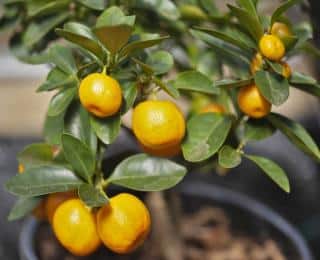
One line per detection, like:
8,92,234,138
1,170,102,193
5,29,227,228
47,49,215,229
2,0,319,259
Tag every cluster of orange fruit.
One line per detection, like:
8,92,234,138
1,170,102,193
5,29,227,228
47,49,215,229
19,166,150,256
238,22,292,119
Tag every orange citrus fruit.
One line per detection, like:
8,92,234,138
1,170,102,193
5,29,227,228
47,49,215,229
97,193,151,254
52,199,101,256
259,34,285,61
79,73,122,117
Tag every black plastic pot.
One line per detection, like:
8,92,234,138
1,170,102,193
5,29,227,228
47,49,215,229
19,181,313,260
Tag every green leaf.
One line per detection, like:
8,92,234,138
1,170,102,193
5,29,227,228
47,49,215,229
194,26,255,53
47,87,77,117
6,166,83,196
271,0,301,26
268,113,320,160
236,0,259,19
244,119,276,141
121,82,138,113
133,0,180,20
8,197,42,221
172,71,219,95
61,134,95,182
18,143,54,169
94,25,133,54
146,50,174,75
245,155,290,193
90,115,121,145
182,113,233,162
218,145,242,168
78,184,108,207
64,102,97,154
27,0,70,18
120,36,169,57
43,112,65,146
56,22,104,60
216,78,253,88
96,6,135,27
228,4,264,42
152,78,180,99
23,12,69,48
49,45,77,74
131,57,154,75
109,154,187,191
254,70,289,106
290,72,320,98
76,0,106,10
37,67,77,92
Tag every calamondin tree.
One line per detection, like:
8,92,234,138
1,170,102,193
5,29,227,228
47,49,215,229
2,0,320,257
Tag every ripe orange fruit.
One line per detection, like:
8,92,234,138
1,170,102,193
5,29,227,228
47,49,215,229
79,73,122,117
259,34,285,61
97,193,151,254
52,199,101,256
139,142,181,157
250,52,264,74
237,84,271,118
45,191,76,223
200,103,225,114
132,100,185,155
271,22,292,41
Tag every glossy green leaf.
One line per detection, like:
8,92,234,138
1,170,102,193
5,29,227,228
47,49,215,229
254,70,289,106
43,111,65,146
268,113,320,160
94,25,133,54
6,166,83,196
56,22,104,60
78,184,108,207
47,87,77,117
49,45,77,74
23,12,69,48
91,115,121,145
228,4,263,42
218,145,242,168
245,155,290,193
61,134,95,182
120,36,170,57
182,113,233,162
146,50,174,75
271,0,301,26
244,119,276,141
109,154,187,191
18,143,54,169
8,197,42,221
37,67,77,92
64,102,97,154
194,26,255,52
76,0,106,10
173,71,219,95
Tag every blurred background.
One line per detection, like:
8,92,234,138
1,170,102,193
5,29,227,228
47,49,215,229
1,0,320,259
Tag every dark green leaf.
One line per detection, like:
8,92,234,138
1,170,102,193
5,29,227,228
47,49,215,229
76,0,106,10
245,155,290,193
121,82,138,113
236,0,259,19
43,111,65,146
244,119,276,141
182,114,233,162
290,72,320,97
18,143,54,169
49,45,77,74
64,102,97,154
90,115,121,145
61,134,95,182
8,197,42,221
218,145,242,168
172,71,219,95
131,57,154,75
268,113,320,160
120,36,170,57
216,78,253,88
47,87,77,117
27,0,69,18
271,0,301,26
254,70,289,106
6,166,83,196
78,184,108,207
146,50,174,75
109,154,187,191
94,25,133,54
56,22,104,60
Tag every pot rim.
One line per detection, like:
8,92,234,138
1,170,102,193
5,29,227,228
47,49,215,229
19,181,313,260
